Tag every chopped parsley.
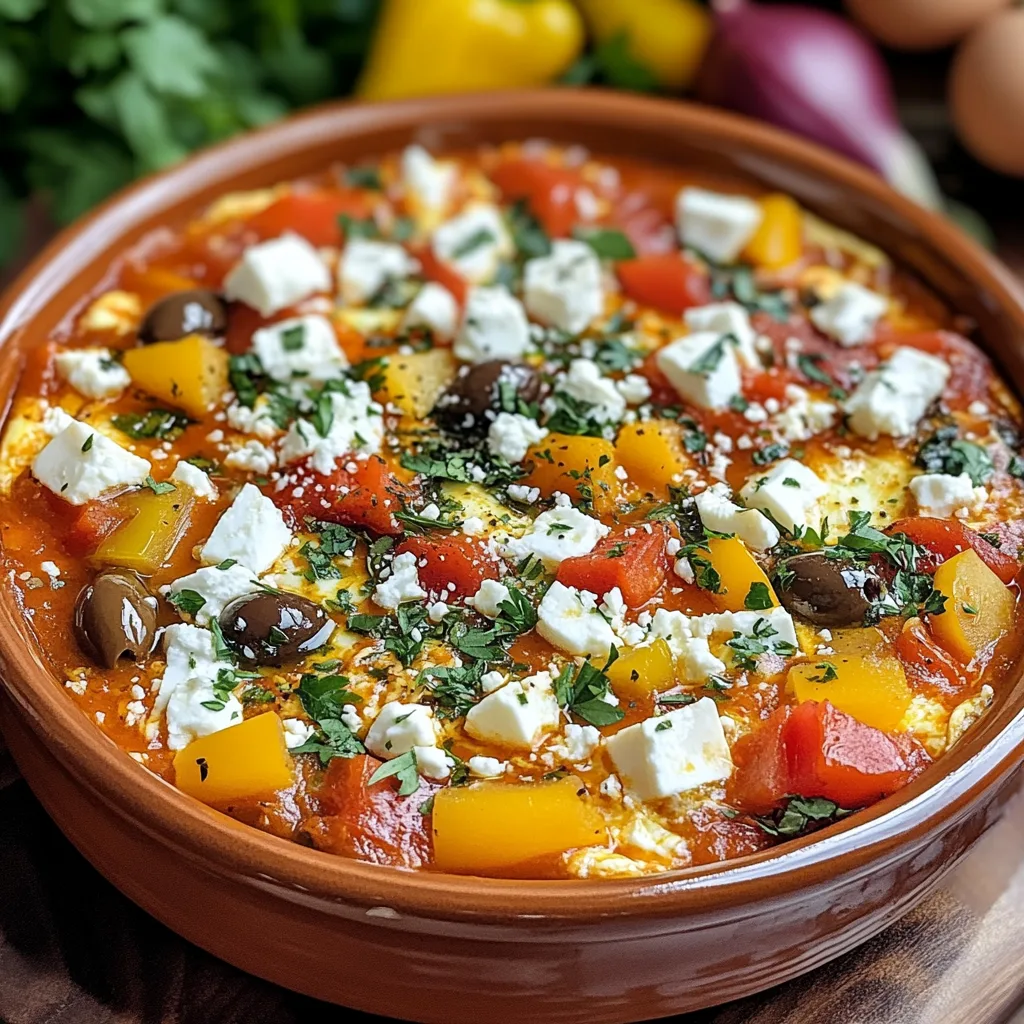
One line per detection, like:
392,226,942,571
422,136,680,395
367,750,421,796
743,582,774,611
290,670,365,765
113,408,193,441
916,426,994,486
573,226,635,260
747,795,854,838
553,648,625,727
167,588,206,617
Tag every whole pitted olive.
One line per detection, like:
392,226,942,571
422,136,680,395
219,592,334,665
138,289,228,344
777,552,884,628
74,571,158,669
432,359,542,435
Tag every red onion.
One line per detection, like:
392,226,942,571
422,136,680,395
696,0,940,207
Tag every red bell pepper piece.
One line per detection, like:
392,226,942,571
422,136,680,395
244,190,372,247
555,525,669,608
395,534,501,600
617,254,711,316
888,516,1018,584
490,158,583,238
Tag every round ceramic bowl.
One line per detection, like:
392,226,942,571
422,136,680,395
2,91,1024,1024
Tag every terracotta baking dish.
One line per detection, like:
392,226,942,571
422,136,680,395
2,90,1024,1024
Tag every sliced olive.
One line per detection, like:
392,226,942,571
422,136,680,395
432,359,542,435
74,571,157,669
777,552,883,628
219,592,333,666
138,289,228,344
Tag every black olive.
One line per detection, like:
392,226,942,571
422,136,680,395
138,289,228,344
432,360,542,435
218,592,333,666
777,552,884,628
74,571,157,669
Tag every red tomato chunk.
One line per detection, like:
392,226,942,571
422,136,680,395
888,516,1019,584
617,254,711,316
556,525,669,608
490,158,583,238
395,534,501,600
244,190,371,247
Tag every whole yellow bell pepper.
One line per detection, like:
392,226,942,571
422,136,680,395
357,0,585,101
575,0,712,91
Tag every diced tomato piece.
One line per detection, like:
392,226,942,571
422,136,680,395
730,705,792,812
877,329,990,411
888,516,1019,584
617,255,711,316
638,350,680,407
62,499,131,557
395,534,501,600
610,191,677,256
556,525,669,608
743,368,796,405
312,754,435,869
274,455,410,537
416,245,469,307
490,158,583,238
244,190,372,248
895,617,965,694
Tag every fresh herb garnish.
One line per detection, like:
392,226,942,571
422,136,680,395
573,226,635,260
367,750,421,796
744,582,774,611
113,408,193,440
167,588,206,617
553,648,624,727
916,426,994,486
748,795,854,838
143,475,175,494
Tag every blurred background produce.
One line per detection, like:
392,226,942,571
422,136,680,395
1,0,1022,275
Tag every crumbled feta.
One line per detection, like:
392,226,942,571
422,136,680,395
223,232,330,316
338,238,419,305
199,482,292,574
401,145,457,224
556,358,626,423
695,483,780,551
536,581,617,658
40,560,61,578
432,203,513,284
809,282,888,347
676,188,763,264
55,348,130,400
555,723,603,763
656,331,741,411
32,420,150,505
403,282,459,340
373,550,428,609
170,459,218,500
365,702,439,758
487,411,548,464
616,373,652,405
507,484,541,504
773,384,837,442
467,755,507,778
281,718,315,749
684,302,759,367
250,314,347,385
480,670,507,693
224,439,276,474
464,671,561,750
606,697,733,801
469,578,511,618
502,507,609,566
413,745,453,780
739,458,826,532
844,346,951,440
453,286,531,363
523,239,604,334
910,473,987,518
164,563,260,625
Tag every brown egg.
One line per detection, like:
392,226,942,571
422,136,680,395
950,8,1024,176
845,0,1011,50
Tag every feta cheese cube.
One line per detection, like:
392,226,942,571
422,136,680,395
250,314,348,384
223,232,330,317
32,420,150,505
223,440,276,474
684,302,759,367
773,384,837,442
606,697,733,801
199,482,292,574
365,702,439,758
170,459,218,500
401,144,456,225
338,238,419,306
432,203,513,284
281,718,315,750
739,458,826,532
413,745,453,780
467,755,507,778
809,282,888,347
55,347,131,399
464,671,560,751
616,373,652,406
536,581,617,659
469,578,511,618
164,563,261,625
502,507,609,566
373,550,427,609
555,723,603,763
655,331,742,411
453,286,531,363
556,358,626,423
910,473,986,518
523,239,604,334
487,411,548,464
676,188,763,264
403,282,459,339
695,483,780,551
844,346,951,440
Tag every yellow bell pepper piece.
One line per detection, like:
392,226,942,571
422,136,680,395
616,420,689,498
91,482,195,574
357,0,585,101
433,776,607,873
930,549,1015,663
607,638,676,699
706,536,778,613
743,194,803,269
381,348,456,419
575,0,712,91
788,651,912,733
523,432,619,514
122,335,229,419
173,713,293,805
